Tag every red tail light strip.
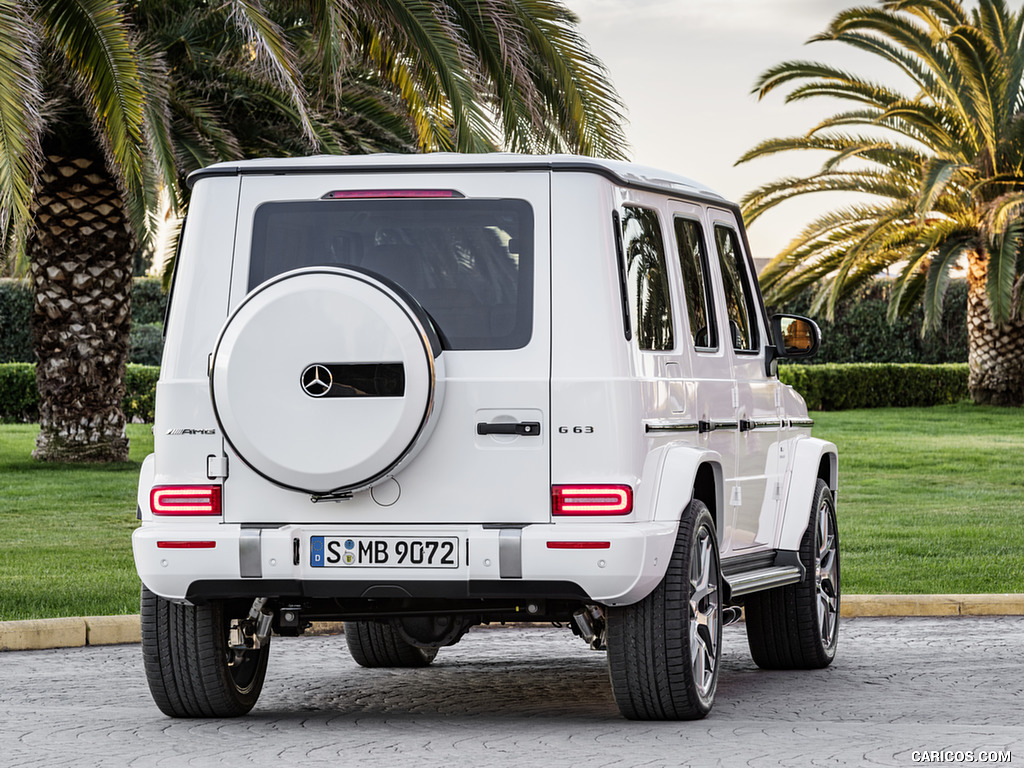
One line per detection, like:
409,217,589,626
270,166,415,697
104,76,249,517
551,485,633,515
151,486,222,516
157,541,217,549
546,541,611,549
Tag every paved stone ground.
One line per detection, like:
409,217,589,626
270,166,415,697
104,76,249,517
1,617,1021,768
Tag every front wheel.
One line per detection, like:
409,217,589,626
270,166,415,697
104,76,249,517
606,499,722,720
140,587,270,717
745,478,840,669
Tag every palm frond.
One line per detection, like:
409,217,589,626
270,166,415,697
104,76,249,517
918,157,963,215
0,1,43,260
988,215,1021,323
922,231,972,331
226,0,315,145
38,0,152,238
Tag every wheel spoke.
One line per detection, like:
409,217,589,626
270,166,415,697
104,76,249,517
688,525,720,697
814,505,839,649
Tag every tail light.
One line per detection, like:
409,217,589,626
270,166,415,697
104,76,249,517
150,486,222,516
552,485,632,516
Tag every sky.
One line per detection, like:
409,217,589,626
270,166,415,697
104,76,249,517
568,0,892,263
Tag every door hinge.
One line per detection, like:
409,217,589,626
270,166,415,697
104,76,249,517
729,485,742,507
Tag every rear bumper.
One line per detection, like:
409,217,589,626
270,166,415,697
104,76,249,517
132,521,679,606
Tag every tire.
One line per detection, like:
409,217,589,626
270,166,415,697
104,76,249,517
345,620,439,668
606,499,722,720
745,478,840,669
140,587,270,718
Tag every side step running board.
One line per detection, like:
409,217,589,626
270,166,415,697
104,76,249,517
724,566,802,598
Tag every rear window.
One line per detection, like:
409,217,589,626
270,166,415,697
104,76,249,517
249,198,534,350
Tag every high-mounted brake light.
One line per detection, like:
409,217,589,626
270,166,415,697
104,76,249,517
151,486,222,516
322,189,464,199
552,485,633,516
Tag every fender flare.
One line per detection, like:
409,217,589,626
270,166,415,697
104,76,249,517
778,436,838,551
137,453,156,517
635,442,724,529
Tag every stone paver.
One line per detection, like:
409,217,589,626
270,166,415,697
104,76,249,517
1,617,1021,767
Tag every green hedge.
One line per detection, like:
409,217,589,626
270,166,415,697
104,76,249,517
770,279,968,365
0,364,160,423
0,277,168,363
0,363,39,422
0,362,969,420
0,280,34,364
779,363,968,410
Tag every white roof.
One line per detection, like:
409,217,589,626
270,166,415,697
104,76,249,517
191,153,727,202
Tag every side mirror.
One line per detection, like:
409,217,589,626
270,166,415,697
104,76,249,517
765,314,820,375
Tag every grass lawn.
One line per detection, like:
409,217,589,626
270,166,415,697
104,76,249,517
813,403,1024,595
1,404,1023,621
0,424,151,621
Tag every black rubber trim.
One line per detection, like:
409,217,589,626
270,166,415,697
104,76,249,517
611,209,632,341
698,420,739,434
721,550,777,576
185,579,590,602
645,422,700,434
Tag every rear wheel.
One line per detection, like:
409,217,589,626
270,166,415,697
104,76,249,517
345,620,439,668
745,478,840,669
606,499,722,720
140,587,270,718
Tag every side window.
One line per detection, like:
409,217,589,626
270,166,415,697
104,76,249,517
673,217,717,350
714,225,758,352
621,205,674,351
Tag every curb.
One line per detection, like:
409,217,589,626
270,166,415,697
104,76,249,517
1,595,1021,652
839,593,1024,617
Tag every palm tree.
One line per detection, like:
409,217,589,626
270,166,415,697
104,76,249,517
132,0,628,181
738,0,1024,405
0,0,175,462
2,0,627,462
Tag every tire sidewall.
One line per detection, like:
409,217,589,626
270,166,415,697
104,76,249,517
684,501,722,714
804,479,840,663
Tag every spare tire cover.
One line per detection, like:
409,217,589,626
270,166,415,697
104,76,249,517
210,267,444,494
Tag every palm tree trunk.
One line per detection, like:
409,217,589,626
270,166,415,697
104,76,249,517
966,251,1024,406
27,152,133,462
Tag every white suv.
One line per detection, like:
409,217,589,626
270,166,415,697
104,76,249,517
133,153,839,720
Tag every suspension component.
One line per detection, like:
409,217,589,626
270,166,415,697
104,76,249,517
571,605,607,651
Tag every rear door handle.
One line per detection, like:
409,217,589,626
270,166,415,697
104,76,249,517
476,421,541,436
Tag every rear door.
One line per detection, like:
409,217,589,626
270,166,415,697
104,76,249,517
707,207,780,551
219,169,552,525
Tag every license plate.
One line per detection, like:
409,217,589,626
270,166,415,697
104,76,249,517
310,536,460,568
